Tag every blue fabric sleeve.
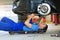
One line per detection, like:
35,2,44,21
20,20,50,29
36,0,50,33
31,24,40,31
23,24,40,31
23,26,32,31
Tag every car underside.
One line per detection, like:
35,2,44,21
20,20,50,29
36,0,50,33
12,0,60,22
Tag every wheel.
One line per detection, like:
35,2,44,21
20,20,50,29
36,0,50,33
37,3,51,16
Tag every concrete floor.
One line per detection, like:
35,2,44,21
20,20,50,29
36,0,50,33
0,5,60,40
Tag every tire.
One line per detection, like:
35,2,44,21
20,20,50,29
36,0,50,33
37,3,51,16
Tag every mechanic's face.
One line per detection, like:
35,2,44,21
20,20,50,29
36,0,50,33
32,16,39,23
38,23,46,29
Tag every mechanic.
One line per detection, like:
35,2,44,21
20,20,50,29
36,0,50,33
0,14,47,31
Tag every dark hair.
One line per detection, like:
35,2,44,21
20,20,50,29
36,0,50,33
42,25,48,32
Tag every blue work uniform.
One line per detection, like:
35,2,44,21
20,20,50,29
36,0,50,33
23,23,40,31
0,17,24,31
0,17,40,31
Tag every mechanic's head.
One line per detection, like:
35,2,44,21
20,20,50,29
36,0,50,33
38,23,47,29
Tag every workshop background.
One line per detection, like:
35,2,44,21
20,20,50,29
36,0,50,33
0,0,60,40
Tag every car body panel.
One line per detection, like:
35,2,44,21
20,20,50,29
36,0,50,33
12,0,60,15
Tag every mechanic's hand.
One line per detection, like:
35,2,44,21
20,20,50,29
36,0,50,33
27,14,35,19
27,15,31,18
30,14,35,17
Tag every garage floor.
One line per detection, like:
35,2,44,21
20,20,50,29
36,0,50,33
0,5,60,40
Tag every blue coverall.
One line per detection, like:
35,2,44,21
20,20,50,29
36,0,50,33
0,17,32,31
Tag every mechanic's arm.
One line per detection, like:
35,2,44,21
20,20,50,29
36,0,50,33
24,14,34,28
